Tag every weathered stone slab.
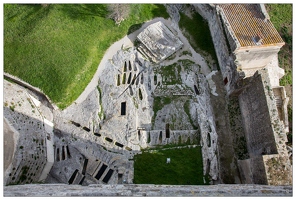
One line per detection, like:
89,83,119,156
86,160,101,176
137,21,183,63
73,171,84,185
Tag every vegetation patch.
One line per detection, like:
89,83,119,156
179,59,197,71
9,105,16,111
180,50,192,57
134,146,206,185
228,97,249,160
127,22,144,35
154,63,182,85
286,105,292,145
179,11,217,65
4,4,169,109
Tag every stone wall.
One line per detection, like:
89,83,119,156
192,4,291,186
3,80,54,185
238,72,277,156
237,69,292,185
4,184,292,197
237,156,268,185
234,47,282,73
193,4,242,96
216,5,240,52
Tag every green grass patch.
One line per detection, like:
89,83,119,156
279,69,292,86
154,63,182,85
179,11,217,64
180,59,196,70
4,4,169,109
266,4,292,31
134,146,206,185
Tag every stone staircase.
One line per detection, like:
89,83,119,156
273,87,283,108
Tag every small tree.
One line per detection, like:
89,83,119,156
107,4,130,25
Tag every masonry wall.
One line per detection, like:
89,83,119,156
238,72,277,157
234,47,282,72
238,156,272,185
4,106,48,185
194,4,242,95
4,183,293,197
194,5,229,78
216,5,240,53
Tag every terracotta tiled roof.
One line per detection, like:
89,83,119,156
218,4,284,47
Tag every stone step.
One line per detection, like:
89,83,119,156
137,46,153,61
274,96,282,107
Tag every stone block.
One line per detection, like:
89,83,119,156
137,21,183,63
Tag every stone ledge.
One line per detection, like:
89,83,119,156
4,184,292,197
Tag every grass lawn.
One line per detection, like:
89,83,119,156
134,146,206,185
4,4,169,109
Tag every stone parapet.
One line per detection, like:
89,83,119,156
4,184,292,197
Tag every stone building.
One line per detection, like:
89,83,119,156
194,3,292,185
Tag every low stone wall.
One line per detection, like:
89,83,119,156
239,71,278,157
4,184,292,197
4,72,58,110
